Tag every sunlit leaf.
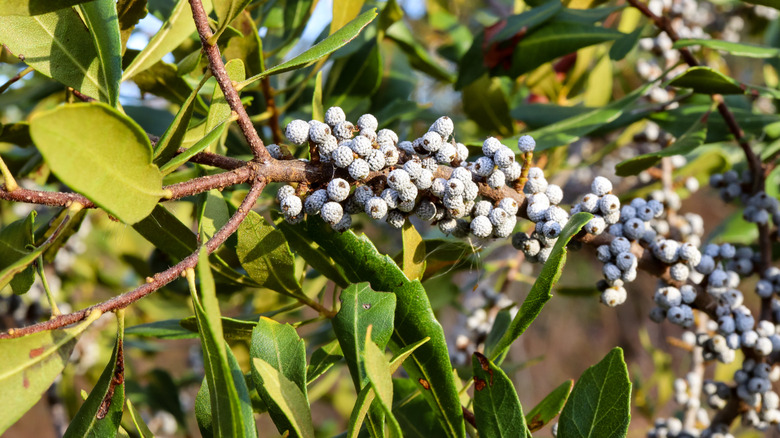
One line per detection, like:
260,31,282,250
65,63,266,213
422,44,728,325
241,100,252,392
30,103,166,224
79,0,122,107
525,380,573,432
558,348,631,437
0,310,103,434
472,352,530,437
252,357,315,438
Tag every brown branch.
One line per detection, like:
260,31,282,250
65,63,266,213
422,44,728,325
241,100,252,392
189,0,271,163
0,66,33,94
261,76,284,145
0,177,267,339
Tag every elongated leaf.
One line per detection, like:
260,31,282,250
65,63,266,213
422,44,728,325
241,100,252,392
301,217,465,438
462,75,514,137
363,327,402,437
125,319,197,339
312,71,324,121
0,0,93,15
79,0,122,107
349,337,429,438
275,217,350,287
160,119,231,174
740,0,780,9
402,223,426,283
525,380,573,432
251,317,308,396
505,81,653,151
674,38,780,58
668,66,744,94
555,5,624,23
236,210,303,296
333,282,397,389
0,211,35,295
307,340,343,384
213,0,251,41
509,22,624,77
153,73,208,166
558,348,631,437
132,61,209,114
616,112,710,176
122,0,213,79
189,247,256,438
386,21,455,83
252,358,315,438
491,213,592,361
489,1,562,43
126,399,154,438
472,352,530,438
392,377,448,438
180,315,256,340
0,8,110,101
326,40,382,107
30,103,166,224
240,8,378,87
331,0,365,34
64,311,126,438
195,346,255,438
117,0,147,52
0,204,81,292
204,59,244,153
0,310,102,434
609,25,644,61
198,189,230,243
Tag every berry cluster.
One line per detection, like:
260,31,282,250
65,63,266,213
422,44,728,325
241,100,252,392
709,170,780,226
274,108,531,244
510,167,568,263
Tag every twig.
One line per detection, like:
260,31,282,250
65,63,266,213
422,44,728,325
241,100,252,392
69,88,96,102
0,177,267,339
189,0,272,163
0,66,33,94
0,154,18,191
37,256,61,317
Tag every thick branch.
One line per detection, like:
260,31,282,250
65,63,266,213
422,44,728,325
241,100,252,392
0,177,267,339
189,0,271,163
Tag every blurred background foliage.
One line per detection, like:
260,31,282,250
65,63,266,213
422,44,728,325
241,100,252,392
1,0,779,436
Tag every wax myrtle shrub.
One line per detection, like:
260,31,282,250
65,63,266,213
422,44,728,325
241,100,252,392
0,0,779,436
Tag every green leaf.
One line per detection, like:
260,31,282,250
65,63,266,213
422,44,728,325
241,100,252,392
462,75,514,137
300,217,465,438
189,247,256,438
131,61,209,115
64,311,126,438
252,357,315,438
488,1,562,43
740,0,780,10
509,22,624,77
331,0,365,34
558,348,631,438
204,59,245,153
240,8,378,87
117,0,148,53
122,0,213,80
312,71,324,122
198,189,230,241
0,211,35,295
333,282,397,389
275,216,350,288
348,337,429,438
180,315,257,340
0,8,111,102
0,310,102,434
525,380,573,432
472,352,530,438
251,317,308,396
195,377,214,438
79,0,122,107
615,112,710,176
363,327,403,437
402,222,426,281
506,81,653,151
708,210,760,245
668,66,744,94
212,0,252,41
385,21,455,83
160,119,231,174
555,5,625,23
30,103,166,224
0,0,93,15
392,378,448,438
126,398,154,438
673,38,780,58
125,319,198,339
609,25,645,60
0,204,81,293
491,213,592,361
236,210,303,296
307,340,343,384
326,40,383,107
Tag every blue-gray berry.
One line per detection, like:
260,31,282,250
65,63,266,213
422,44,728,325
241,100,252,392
473,156,494,177
498,198,519,216
324,106,346,126
333,121,355,140
429,116,454,139
517,135,535,153
487,169,505,189
285,119,310,145
332,145,355,168
321,201,344,225
591,176,612,196
304,189,328,215
482,137,502,157
365,197,388,220
348,159,370,180
327,178,350,202
493,147,515,168
277,184,295,201
357,114,378,131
